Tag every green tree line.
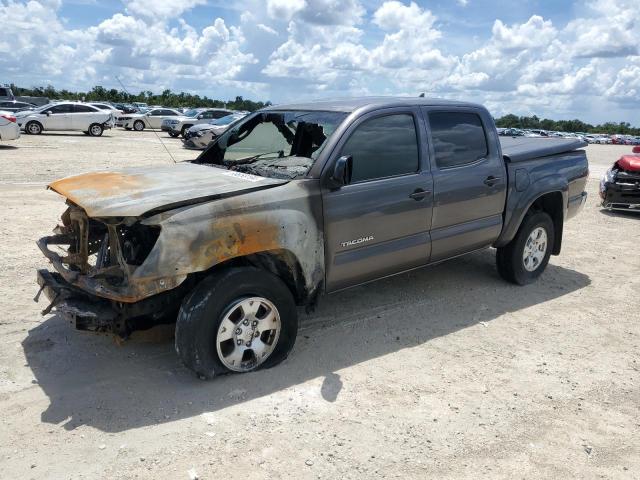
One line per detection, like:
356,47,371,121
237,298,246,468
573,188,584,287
10,84,271,112
494,113,639,136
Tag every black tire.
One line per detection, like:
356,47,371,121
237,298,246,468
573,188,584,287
133,120,145,131
88,123,103,137
175,267,298,379
168,131,180,138
26,121,42,135
496,211,554,285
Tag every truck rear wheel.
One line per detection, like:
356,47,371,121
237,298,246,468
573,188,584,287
175,267,298,379
496,211,554,285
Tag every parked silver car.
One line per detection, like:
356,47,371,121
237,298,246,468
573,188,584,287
162,108,234,137
182,112,248,149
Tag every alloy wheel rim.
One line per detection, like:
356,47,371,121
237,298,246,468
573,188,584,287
522,226,548,272
91,125,101,135
215,297,281,372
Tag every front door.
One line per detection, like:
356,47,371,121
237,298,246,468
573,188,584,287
422,108,507,262
44,104,73,130
322,109,433,292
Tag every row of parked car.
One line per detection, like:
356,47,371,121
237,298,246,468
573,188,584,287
114,106,248,149
0,100,247,146
498,127,640,145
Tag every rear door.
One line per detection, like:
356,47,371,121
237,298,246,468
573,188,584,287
422,108,506,262
322,108,433,291
71,104,100,129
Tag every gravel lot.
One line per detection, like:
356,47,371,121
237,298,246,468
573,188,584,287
0,130,638,479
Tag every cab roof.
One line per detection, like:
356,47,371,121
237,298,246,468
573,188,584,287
262,96,483,113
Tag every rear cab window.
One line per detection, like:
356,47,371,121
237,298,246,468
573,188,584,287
340,113,420,183
428,111,488,169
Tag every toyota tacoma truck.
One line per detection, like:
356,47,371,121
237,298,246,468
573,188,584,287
35,97,588,378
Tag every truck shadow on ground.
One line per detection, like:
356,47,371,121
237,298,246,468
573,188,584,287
23,249,590,433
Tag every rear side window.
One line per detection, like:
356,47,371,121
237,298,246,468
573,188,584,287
428,112,488,169
210,110,229,119
341,114,419,183
74,105,98,113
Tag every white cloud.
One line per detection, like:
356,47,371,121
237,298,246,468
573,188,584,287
124,0,207,21
3,0,640,122
566,0,639,58
266,0,306,21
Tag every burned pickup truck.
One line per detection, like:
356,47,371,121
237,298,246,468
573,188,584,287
36,97,588,378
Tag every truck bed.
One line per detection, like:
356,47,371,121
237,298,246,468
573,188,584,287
500,137,587,163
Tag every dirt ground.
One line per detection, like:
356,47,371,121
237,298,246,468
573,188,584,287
0,130,638,479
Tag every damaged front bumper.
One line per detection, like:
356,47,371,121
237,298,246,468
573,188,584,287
36,269,188,336
600,171,640,212
36,269,119,333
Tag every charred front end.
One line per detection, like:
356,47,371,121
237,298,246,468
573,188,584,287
36,205,188,336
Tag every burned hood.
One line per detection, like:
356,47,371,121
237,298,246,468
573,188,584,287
48,163,287,217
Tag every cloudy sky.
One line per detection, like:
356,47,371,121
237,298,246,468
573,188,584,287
1,0,638,124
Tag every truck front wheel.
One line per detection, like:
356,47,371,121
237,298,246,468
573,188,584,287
175,267,298,378
496,211,554,285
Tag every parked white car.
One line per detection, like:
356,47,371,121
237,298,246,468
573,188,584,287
119,108,181,131
161,108,233,137
15,102,113,136
90,102,123,116
0,110,20,141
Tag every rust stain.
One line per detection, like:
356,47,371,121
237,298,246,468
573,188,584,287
189,218,282,270
49,172,149,205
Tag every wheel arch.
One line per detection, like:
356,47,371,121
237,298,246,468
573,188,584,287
195,249,311,306
496,174,567,254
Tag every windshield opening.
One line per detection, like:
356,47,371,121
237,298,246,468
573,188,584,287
194,110,347,180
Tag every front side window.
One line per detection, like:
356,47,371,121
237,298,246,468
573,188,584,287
340,114,419,183
148,109,162,116
48,104,74,114
210,110,229,119
428,112,488,169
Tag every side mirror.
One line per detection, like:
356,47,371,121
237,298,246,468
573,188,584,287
328,155,353,188
633,146,640,154
45,111,52,116
197,114,203,120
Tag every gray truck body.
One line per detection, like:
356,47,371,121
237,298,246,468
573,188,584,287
36,97,588,335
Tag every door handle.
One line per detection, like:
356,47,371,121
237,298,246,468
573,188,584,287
409,188,430,200
484,176,502,186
